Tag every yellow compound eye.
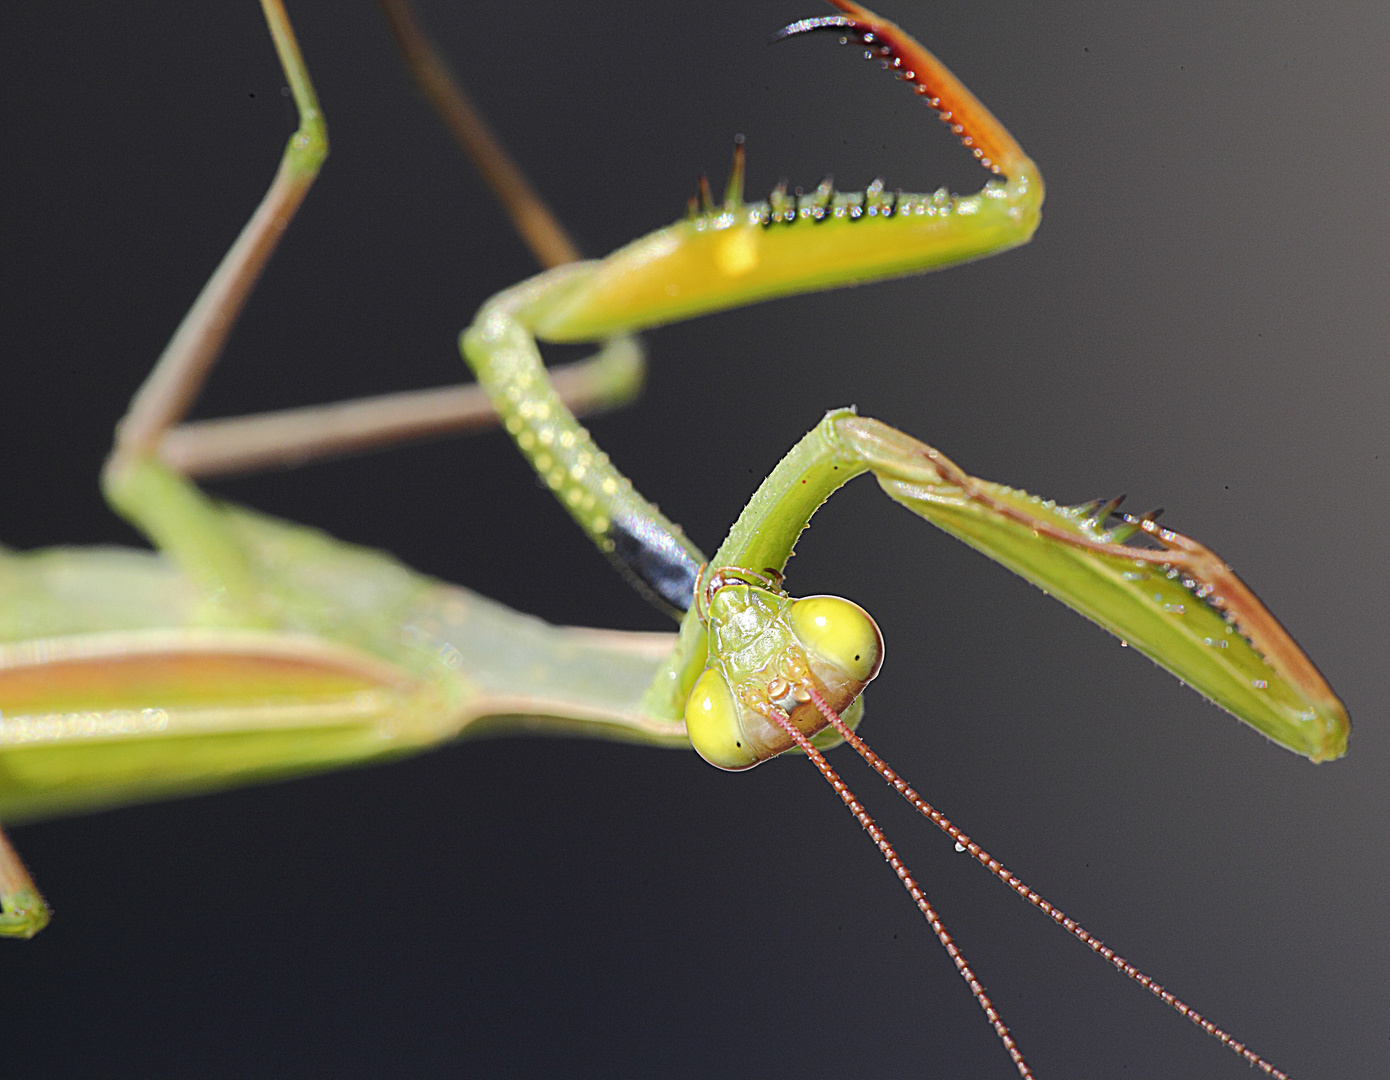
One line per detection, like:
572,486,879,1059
788,595,884,685
684,667,757,771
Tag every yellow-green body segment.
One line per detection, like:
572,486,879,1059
0,1,1347,942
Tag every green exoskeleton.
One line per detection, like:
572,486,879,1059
0,2,1358,1076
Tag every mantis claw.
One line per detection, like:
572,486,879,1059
657,411,1348,762
780,0,1033,179
525,1,1042,343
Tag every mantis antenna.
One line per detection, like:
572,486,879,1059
801,686,1293,1079
765,703,1035,1077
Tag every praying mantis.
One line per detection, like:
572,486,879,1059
2,0,1387,1076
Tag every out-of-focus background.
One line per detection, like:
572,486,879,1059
2,2,1386,1076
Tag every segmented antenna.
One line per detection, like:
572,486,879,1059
762,702,1035,1078
804,686,1294,1079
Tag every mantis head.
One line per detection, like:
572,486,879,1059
684,569,884,770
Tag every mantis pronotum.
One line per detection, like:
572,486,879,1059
1,1,1383,1076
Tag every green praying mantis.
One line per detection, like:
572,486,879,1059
5,0,1384,1073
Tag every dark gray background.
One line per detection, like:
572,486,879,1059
2,1,1386,1076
